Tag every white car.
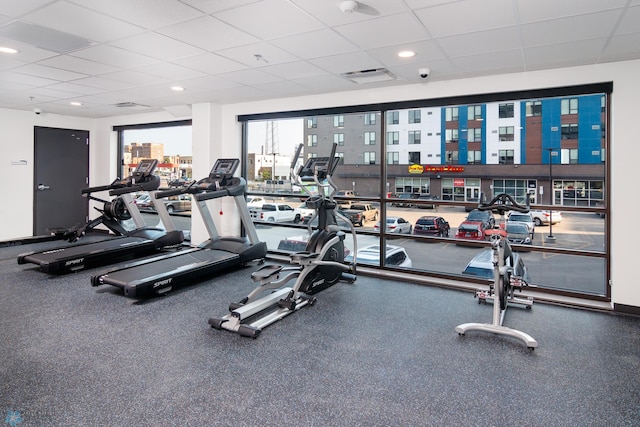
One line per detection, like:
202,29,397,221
247,196,266,209
345,244,412,268
529,209,562,226
295,202,316,222
507,212,535,235
374,217,412,234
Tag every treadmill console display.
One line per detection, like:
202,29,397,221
135,159,158,175
210,159,239,178
298,156,339,181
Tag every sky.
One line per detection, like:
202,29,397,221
122,125,192,156
122,119,303,158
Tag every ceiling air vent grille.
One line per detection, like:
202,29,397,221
341,68,396,84
113,102,151,109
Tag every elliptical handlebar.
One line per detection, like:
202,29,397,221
477,192,530,216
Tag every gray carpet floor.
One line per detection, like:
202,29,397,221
1,237,639,426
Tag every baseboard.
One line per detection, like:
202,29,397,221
614,303,640,316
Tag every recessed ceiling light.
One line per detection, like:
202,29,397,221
70,101,82,106
0,46,19,54
171,86,185,92
398,50,415,58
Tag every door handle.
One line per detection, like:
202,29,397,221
37,184,50,191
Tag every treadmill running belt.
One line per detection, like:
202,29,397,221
96,249,241,298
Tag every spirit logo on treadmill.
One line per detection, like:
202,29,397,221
65,258,84,267
153,278,172,288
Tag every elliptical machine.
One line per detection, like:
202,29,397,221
208,143,357,338
455,193,538,350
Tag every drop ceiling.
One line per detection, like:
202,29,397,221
0,0,638,118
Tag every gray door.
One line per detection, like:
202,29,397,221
34,127,89,236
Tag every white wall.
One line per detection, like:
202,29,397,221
3,60,637,310
0,109,94,240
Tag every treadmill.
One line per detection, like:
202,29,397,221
18,159,184,274
90,158,267,298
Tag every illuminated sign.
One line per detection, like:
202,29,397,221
424,165,465,173
408,164,424,174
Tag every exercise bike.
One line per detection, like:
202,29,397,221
208,142,357,338
455,193,538,350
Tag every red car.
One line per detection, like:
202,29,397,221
455,220,488,244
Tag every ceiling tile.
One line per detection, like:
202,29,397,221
158,15,259,51
335,12,431,50
271,29,358,60
70,0,204,29
414,0,515,38
214,0,325,40
22,1,145,43
70,45,159,69
109,31,205,61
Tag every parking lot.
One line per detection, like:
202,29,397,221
144,200,607,297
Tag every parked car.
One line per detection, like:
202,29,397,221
505,222,533,249
462,249,531,284
466,209,496,229
133,194,153,212
374,217,412,234
247,196,266,209
413,216,450,237
295,202,316,223
159,194,192,213
529,209,562,226
344,244,412,268
249,203,298,223
391,192,418,207
335,190,359,208
455,220,489,244
507,212,535,235
416,194,438,209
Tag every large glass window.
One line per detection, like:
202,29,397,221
117,121,192,236
241,84,610,301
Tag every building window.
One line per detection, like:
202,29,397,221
387,131,399,145
525,101,542,117
364,131,376,145
408,130,421,144
561,98,579,115
499,103,514,118
561,148,579,164
308,152,317,159
364,113,376,125
409,152,421,164
468,128,482,142
445,150,458,164
364,152,376,165
467,150,481,164
408,110,421,124
387,152,399,165
445,128,459,143
307,134,317,147
336,152,344,164
561,124,579,140
387,111,399,125
445,107,459,121
499,149,514,164
307,117,317,128
333,115,344,127
334,133,345,146
468,105,482,120
499,126,514,141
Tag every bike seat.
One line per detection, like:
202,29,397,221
251,264,283,282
